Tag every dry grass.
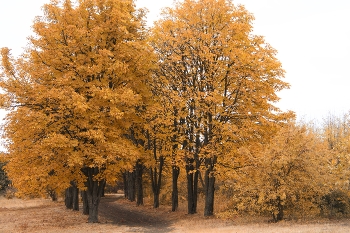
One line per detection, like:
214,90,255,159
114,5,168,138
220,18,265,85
0,194,350,233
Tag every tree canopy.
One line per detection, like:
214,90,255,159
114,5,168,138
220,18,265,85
0,0,154,222
150,0,293,215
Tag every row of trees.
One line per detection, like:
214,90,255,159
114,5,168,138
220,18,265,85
2,112,350,222
1,0,349,223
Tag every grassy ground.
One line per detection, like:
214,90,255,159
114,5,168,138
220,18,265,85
0,194,350,233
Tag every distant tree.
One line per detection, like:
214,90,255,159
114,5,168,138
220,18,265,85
322,113,350,184
320,113,350,217
0,0,153,223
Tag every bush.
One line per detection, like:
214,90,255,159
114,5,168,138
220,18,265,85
321,190,350,217
0,162,10,192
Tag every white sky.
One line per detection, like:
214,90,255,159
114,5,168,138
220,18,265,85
1,0,350,124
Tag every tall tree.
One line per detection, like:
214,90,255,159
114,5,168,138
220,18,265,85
0,0,153,223
151,0,292,216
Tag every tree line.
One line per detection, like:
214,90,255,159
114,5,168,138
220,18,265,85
0,0,349,223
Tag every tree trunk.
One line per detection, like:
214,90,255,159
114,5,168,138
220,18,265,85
204,157,216,216
186,160,198,214
193,164,199,213
172,165,180,211
135,160,143,206
83,167,105,223
154,192,160,208
65,186,73,209
71,181,79,211
272,197,284,222
81,190,89,215
277,201,284,221
150,156,164,208
122,171,128,199
127,171,136,202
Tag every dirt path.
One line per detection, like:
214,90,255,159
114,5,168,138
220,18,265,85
99,195,175,232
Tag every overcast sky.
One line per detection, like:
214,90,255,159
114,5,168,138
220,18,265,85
1,0,350,123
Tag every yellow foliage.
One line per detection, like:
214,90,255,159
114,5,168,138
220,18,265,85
230,123,333,219
149,2,291,185
0,0,154,197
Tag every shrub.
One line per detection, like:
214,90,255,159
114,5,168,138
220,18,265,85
0,162,10,192
321,190,350,217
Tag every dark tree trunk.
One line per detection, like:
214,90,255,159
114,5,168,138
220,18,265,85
204,157,216,216
65,186,73,209
171,108,180,212
186,164,194,214
172,165,180,211
150,156,164,208
81,190,89,215
154,192,160,208
135,160,143,206
83,167,105,223
272,197,284,222
204,170,215,216
193,133,201,214
122,171,128,199
71,181,79,211
193,163,199,212
127,171,136,202
186,157,200,214
186,121,202,215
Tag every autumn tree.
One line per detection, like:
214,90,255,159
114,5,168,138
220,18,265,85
320,113,350,216
150,0,291,216
322,113,350,167
146,74,184,211
0,0,153,223
232,123,332,222
136,99,170,208
322,113,350,187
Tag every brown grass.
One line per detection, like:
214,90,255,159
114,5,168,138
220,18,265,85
0,194,350,232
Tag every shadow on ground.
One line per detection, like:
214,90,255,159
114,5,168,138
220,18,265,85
99,195,175,233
